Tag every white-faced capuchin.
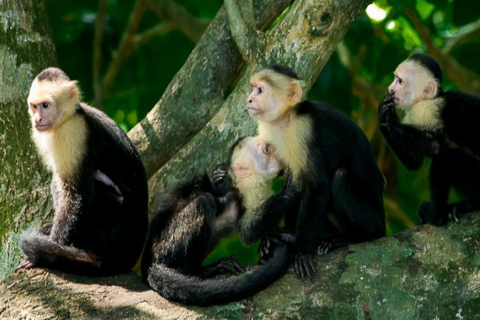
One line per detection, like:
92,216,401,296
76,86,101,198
16,67,148,276
379,53,480,225
246,65,386,279
141,136,293,306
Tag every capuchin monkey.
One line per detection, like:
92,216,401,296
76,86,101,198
141,136,292,306
246,64,386,279
16,67,148,276
379,53,480,226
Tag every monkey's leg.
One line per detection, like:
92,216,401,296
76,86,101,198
419,157,451,226
16,228,101,274
331,168,386,243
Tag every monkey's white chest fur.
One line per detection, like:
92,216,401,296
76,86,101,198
401,97,445,131
258,115,312,184
33,116,88,180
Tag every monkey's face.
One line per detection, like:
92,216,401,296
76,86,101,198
231,136,281,180
247,70,303,123
27,78,78,132
388,61,439,110
28,80,59,132
246,80,284,122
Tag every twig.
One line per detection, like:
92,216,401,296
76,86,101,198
102,0,148,101
132,22,174,51
225,0,266,66
146,0,209,42
443,18,480,54
93,0,108,110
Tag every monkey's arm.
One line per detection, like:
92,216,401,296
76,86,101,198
94,169,124,203
290,180,331,280
238,187,300,245
48,175,91,244
379,94,431,170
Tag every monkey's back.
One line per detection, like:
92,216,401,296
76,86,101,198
296,101,384,192
79,103,148,272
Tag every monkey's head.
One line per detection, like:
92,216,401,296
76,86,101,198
27,68,80,132
247,65,305,122
388,54,442,110
228,136,281,181
226,136,282,208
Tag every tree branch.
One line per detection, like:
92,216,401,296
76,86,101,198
225,0,266,65
443,18,480,55
3,212,480,318
405,7,480,94
127,0,291,178
93,0,108,110
146,0,209,42
102,0,148,102
132,22,175,51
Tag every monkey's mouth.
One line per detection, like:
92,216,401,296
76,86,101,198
247,106,262,116
35,124,52,132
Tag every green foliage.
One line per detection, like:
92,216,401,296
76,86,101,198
45,0,480,262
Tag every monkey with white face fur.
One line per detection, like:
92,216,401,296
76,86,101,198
142,136,292,306
379,53,480,225
247,64,386,279
16,67,148,275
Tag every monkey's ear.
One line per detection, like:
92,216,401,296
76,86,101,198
288,81,303,105
423,79,438,99
232,163,252,178
68,81,81,102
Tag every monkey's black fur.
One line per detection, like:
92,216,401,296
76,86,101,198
379,54,480,225
141,174,289,306
19,103,148,275
288,101,386,254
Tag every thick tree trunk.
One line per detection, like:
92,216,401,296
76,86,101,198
0,0,57,280
2,213,480,319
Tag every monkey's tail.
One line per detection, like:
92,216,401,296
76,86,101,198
146,244,289,306
19,228,102,275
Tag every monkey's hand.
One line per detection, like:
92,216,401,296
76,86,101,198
201,256,245,277
293,252,316,281
281,169,293,192
258,233,295,262
423,132,446,156
14,259,35,272
378,92,396,129
212,163,232,195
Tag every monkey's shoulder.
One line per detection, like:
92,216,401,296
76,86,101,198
78,103,140,159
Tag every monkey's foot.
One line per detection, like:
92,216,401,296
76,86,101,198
418,201,447,226
316,240,333,256
293,253,315,281
449,201,479,223
258,233,295,262
14,259,35,272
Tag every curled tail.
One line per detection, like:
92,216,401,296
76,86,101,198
19,228,102,275
146,244,289,306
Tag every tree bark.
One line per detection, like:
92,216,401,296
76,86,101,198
127,0,291,178
2,212,480,319
0,0,57,280
147,0,371,213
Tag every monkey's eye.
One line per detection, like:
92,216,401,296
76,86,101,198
262,144,270,155
397,77,403,85
32,104,37,109
257,87,264,95
41,102,50,109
